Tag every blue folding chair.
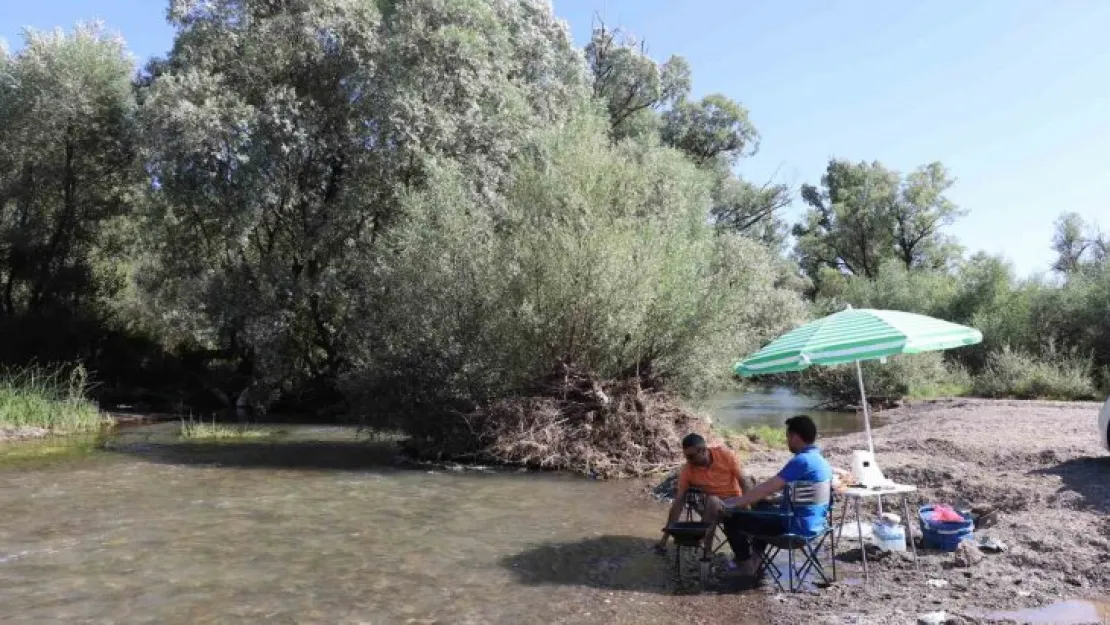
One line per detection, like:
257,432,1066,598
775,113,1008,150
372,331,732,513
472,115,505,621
736,480,837,592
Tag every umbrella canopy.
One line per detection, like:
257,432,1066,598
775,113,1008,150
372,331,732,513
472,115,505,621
734,308,982,377
733,307,982,455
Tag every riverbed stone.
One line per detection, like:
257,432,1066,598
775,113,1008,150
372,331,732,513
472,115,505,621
953,542,983,568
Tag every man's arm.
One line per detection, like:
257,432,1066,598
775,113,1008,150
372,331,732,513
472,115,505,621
656,486,688,550
730,475,786,509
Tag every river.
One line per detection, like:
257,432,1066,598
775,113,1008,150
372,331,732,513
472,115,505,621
706,386,886,436
0,390,861,624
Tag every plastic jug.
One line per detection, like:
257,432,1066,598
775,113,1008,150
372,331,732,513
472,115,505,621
872,519,906,552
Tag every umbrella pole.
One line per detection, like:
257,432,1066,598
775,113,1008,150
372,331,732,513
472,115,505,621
855,358,883,516
854,359,875,455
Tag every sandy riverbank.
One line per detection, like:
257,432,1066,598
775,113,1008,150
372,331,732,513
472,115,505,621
723,398,1109,624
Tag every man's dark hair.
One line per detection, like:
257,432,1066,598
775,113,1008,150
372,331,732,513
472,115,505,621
785,415,818,445
681,433,706,449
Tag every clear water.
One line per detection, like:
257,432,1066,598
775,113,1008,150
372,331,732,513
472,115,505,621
704,387,886,437
0,390,869,624
0,425,725,625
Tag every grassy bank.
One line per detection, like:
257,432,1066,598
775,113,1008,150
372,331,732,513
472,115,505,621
0,366,105,433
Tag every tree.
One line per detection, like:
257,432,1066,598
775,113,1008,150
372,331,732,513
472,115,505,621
661,93,759,167
794,159,964,285
0,24,139,320
584,21,689,140
708,174,790,246
1052,212,1107,275
139,0,589,404
894,162,965,271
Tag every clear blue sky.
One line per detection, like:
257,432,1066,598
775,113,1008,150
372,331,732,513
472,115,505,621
3,0,1108,276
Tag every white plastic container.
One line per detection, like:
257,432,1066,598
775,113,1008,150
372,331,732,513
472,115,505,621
872,520,907,552
850,450,892,487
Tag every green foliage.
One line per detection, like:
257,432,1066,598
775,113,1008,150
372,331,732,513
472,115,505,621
0,23,140,318
585,22,689,141
796,351,970,407
972,346,1097,401
0,365,104,432
1051,212,1107,275
795,159,964,285
584,23,781,242
139,0,589,403
179,417,273,440
814,260,958,318
661,94,759,166
344,112,807,432
735,424,787,449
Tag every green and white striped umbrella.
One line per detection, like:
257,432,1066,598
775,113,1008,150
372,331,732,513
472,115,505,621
734,307,982,454
734,308,982,376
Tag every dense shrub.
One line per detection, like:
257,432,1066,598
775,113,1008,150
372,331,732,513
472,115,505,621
972,346,1097,401
343,114,807,445
796,351,970,408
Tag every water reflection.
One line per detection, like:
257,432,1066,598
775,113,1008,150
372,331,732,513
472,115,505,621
705,387,887,437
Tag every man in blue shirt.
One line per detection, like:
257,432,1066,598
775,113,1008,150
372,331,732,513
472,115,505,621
719,414,833,576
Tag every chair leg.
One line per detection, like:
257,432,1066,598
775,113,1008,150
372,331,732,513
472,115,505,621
788,546,796,592
763,549,786,593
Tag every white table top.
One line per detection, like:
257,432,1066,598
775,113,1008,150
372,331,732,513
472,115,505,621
840,483,917,498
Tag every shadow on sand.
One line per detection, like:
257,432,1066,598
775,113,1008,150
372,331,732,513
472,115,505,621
1031,455,1110,514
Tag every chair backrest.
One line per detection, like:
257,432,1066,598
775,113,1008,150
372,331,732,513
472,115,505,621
787,480,831,507
783,480,833,537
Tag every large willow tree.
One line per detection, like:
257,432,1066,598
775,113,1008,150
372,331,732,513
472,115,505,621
139,0,588,403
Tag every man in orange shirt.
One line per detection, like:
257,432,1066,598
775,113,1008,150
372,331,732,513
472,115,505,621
656,433,749,561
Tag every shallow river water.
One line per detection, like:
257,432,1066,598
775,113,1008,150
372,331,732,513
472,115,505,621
0,391,857,624
0,425,701,625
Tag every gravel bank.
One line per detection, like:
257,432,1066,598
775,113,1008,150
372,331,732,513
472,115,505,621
737,399,1109,624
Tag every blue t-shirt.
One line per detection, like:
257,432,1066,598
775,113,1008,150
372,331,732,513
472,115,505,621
776,445,833,536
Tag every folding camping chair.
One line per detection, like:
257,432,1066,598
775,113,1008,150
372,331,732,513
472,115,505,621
736,480,837,593
682,488,731,554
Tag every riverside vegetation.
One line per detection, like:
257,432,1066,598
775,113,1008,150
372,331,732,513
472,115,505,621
1,1,1108,473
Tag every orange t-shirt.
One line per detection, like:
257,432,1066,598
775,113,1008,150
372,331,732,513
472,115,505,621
678,446,743,498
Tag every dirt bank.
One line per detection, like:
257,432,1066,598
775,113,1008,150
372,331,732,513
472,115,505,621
732,398,1110,624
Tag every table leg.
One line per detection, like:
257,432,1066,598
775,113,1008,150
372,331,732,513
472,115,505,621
900,494,919,570
835,497,850,547
854,497,868,581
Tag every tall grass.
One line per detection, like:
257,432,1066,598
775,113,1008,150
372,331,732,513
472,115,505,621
179,416,273,441
0,365,104,432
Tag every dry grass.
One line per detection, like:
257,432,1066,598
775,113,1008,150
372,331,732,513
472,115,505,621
410,365,716,479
